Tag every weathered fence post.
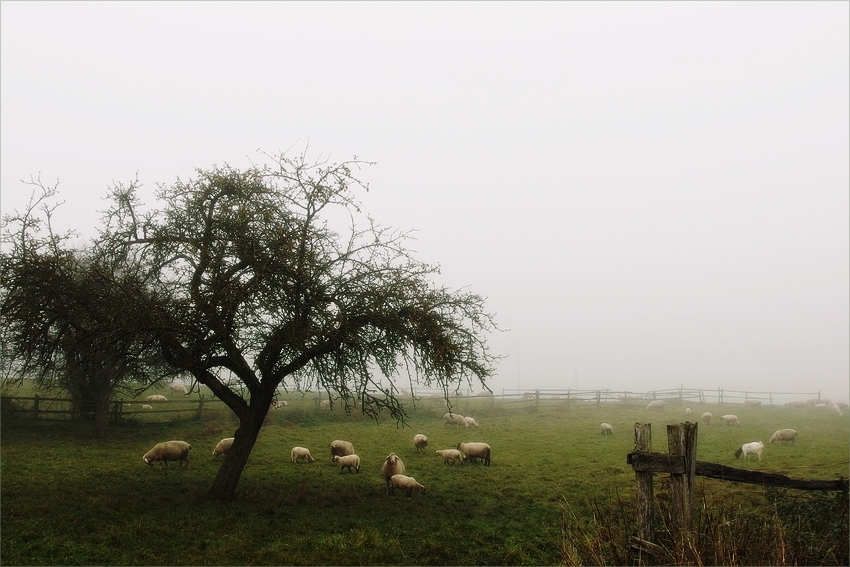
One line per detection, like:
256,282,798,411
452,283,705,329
630,422,658,565
666,422,698,561
32,394,40,420
197,395,205,420
534,390,539,411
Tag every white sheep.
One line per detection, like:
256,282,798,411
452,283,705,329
836,402,849,411
463,416,480,428
143,440,192,467
146,394,168,402
435,449,464,465
744,399,762,408
646,400,665,410
600,423,613,435
685,408,691,416
139,404,153,410
786,401,807,408
828,403,843,416
332,453,361,473
815,403,829,412
701,412,712,425
413,434,429,454
769,429,798,445
290,446,315,463
734,441,764,461
457,442,491,466
330,440,355,463
389,474,426,497
719,414,740,426
443,412,468,428
213,437,234,457
381,453,406,493
320,399,331,410
272,400,288,409
169,384,189,396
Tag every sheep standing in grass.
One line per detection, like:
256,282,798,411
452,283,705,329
333,454,361,473
828,403,843,416
685,408,691,416
330,440,354,463
701,412,712,425
744,399,762,408
169,384,189,396
734,441,764,461
435,449,464,465
146,394,168,402
720,414,740,426
413,434,429,454
381,453,406,493
390,474,426,497
143,441,192,467
464,416,479,428
600,423,613,435
290,447,315,463
769,429,798,445
646,400,665,410
443,412,468,428
213,437,234,457
786,400,807,408
457,442,491,466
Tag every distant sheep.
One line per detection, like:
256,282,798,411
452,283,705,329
457,442,491,466
413,434,429,454
744,400,762,408
143,440,192,467
320,399,331,410
701,412,712,425
381,453,406,493
330,440,355,463
272,400,288,409
169,384,189,396
212,437,234,457
734,441,764,461
836,402,849,411
719,414,740,426
828,403,843,416
646,400,665,410
463,416,480,428
389,474,426,497
685,408,691,416
769,429,798,445
139,404,153,410
600,423,613,435
290,446,315,463
435,449,464,465
146,394,167,402
332,454,361,473
785,401,807,408
443,412,468,428
815,404,829,412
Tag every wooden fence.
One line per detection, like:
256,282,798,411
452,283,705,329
627,421,848,565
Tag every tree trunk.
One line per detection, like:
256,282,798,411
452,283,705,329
207,393,272,500
93,386,111,439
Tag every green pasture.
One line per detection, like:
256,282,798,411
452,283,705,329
1,393,848,565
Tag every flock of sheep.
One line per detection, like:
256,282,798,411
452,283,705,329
141,410,491,497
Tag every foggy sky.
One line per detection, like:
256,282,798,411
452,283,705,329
2,2,848,402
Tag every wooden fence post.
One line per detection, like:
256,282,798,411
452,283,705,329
631,422,657,565
666,422,697,560
534,390,539,411
197,395,205,420
33,394,39,420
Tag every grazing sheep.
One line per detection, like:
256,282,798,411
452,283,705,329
719,414,740,426
815,403,829,412
734,441,764,461
320,399,331,410
786,401,807,408
463,416,480,428
646,400,665,410
435,449,464,465
685,408,691,416
290,446,315,463
443,412,468,428
600,423,613,435
457,442,491,466
332,454,361,473
169,384,189,396
330,440,355,463
836,402,849,411
143,440,192,467
146,394,168,402
701,412,712,425
829,403,843,416
744,399,762,408
413,434,429,454
272,400,288,409
212,437,234,457
769,429,798,445
381,453,406,493
389,474,426,497
139,404,153,410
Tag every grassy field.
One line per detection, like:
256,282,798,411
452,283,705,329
1,389,848,565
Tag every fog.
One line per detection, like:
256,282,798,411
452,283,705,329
2,3,847,403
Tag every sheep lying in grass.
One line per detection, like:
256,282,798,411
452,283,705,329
786,400,807,408
720,414,740,426
734,441,764,461
146,394,168,402
464,416,479,428
272,400,288,409
646,400,665,410
443,412,468,428
435,449,464,465
458,442,491,466
381,453,406,493
600,423,613,435
333,454,361,473
413,434,428,454
290,446,315,463
330,440,355,463
769,429,798,445
213,437,234,457
390,474,426,497
139,404,153,410
701,412,712,425
143,440,192,467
